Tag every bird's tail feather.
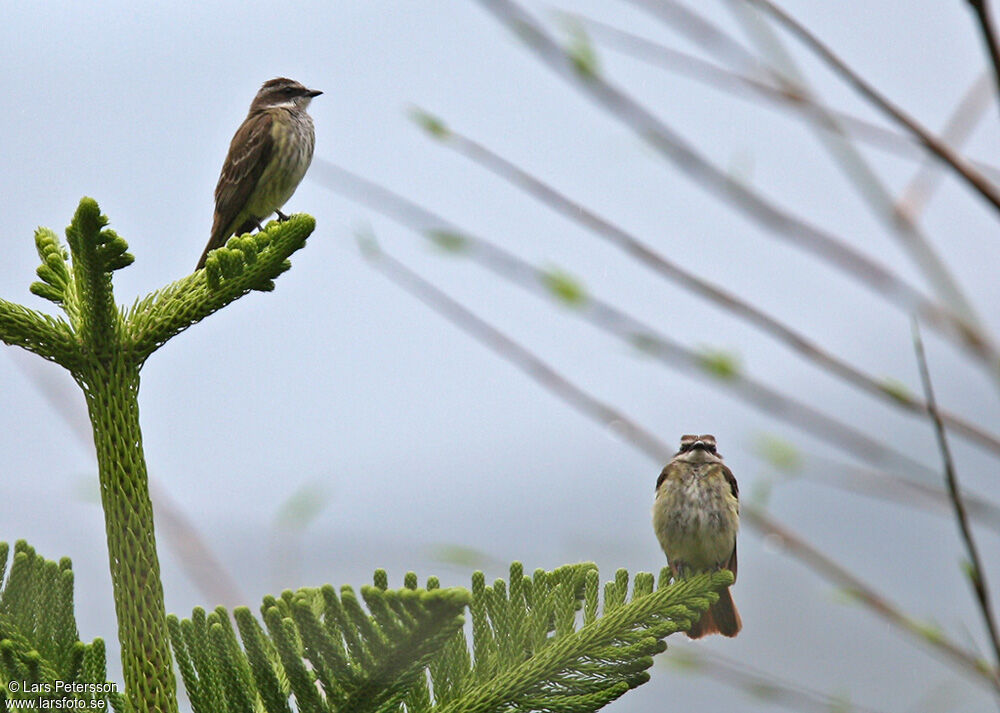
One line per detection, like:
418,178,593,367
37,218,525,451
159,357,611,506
197,217,259,270
687,586,741,639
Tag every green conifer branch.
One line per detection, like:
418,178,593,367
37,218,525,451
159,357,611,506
30,228,72,305
125,215,315,363
76,359,176,713
0,541,126,713
339,587,472,712
48,201,174,708
232,609,293,713
167,608,228,713
432,564,727,713
63,198,132,354
0,298,77,367
168,584,471,713
1,198,316,713
164,564,724,713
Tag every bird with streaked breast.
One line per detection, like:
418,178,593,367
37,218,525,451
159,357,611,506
653,434,742,638
197,77,322,270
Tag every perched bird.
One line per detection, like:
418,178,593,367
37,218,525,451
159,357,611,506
653,434,741,638
197,77,322,270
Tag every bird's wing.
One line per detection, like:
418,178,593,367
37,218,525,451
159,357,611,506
727,537,738,582
212,111,275,240
655,462,675,491
722,463,738,500
721,463,739,581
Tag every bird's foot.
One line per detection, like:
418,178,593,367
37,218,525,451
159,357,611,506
276,210,289,222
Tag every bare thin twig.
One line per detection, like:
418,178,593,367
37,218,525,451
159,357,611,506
578,14,887,140
359,240,672,463
723,0,981,329
966,0,1000,119
568,12,1000,186
912,319,1000,683
149,482,245,608
471,0,997,373
360,238,1000,690
740,0,1000,214
313,158,939,478
743,506,1000,692
896,71,996,219
667,643,891,713
570,15,937,161
616,0,986,326
623,0,770,80
797,455,1000,533
405,125,1000,459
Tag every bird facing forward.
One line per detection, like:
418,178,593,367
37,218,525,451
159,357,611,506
197,77,322,270
653,434,741,638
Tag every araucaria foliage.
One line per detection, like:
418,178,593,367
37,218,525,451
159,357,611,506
0,541,125,712
0,198,314,713
0,200,729,713
167,562,730,713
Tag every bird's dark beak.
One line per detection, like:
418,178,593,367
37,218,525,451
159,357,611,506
307,89,323,98
691,440,707,450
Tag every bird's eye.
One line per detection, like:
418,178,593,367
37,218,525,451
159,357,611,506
707,445,717,453
678,444,691,452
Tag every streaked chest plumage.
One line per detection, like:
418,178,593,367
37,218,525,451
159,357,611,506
652,462,738,571
249,108,316,214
